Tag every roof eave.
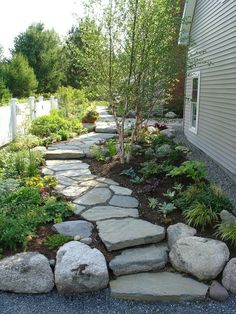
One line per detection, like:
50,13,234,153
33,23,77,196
178,0,197,46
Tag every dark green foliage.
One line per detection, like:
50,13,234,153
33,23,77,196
120,167,136,178
4,53,38,97
13,23,64,93
175,183,233,214
44,234,73,250
0,78,11,105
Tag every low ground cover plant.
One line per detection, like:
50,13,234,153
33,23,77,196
44,234,73,250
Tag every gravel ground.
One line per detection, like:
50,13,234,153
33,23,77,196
171,123,236,208
1,289,236,314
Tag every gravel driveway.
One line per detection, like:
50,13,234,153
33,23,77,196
1,290,236,314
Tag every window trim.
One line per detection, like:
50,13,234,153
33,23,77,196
189,71,200,134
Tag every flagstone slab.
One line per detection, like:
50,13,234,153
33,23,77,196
72,204,86,215
109,195,138,208
61,186,90,198
96,178,119,185
79,180,107,188
45,150,85,160
110,185,132,196
54,175,77,186
53,220,94,238
81,206,139,221
47,162,89,172
72,175,97,182
109,244,169,276
110,272,209,302
96,218,165,251
56,168,91,177
74,188,112,206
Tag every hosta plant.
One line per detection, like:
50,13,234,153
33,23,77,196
158,202,176,217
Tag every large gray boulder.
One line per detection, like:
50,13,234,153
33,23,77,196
222,258,236,294
160,128,175,139
165,111,177,119
170,237,230,280
167,223,197,249
53,220,94,238
0,252,54,293
55,241,109,293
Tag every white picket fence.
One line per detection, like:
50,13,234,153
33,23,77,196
0,96,58,147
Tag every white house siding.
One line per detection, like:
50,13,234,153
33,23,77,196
184,0,236,178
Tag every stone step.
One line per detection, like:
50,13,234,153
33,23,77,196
109,243,169,276
45,149,85,160
96,218,165,251
81,206,139,221
110,272,209,302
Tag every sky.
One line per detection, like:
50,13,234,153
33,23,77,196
0,0,85,57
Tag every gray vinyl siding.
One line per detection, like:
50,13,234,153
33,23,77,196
184,0,236,177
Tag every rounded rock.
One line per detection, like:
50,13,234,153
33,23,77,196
222,258,236,294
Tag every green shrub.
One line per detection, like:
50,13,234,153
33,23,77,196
184,202,219,230
90,145,106,161
44,234,73,250
168,160,206,182
140,160,173,179
8,135,42,152
82,109,99,123
175,183,233,214
105,139,117,157
0,149,43,179
31,112,72,138
42,198,73,223
216,221,236,246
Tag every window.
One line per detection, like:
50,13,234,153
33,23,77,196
189,71,200,134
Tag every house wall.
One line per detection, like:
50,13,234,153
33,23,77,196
184,0,236,177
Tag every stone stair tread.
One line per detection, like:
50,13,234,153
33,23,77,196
110,272,209,302
109,243,169,276
45,149,85,160
81,206,139,221
96,218,165,251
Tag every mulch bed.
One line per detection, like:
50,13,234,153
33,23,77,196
5,151,236,261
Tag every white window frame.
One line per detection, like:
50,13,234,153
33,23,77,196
189,71,200,134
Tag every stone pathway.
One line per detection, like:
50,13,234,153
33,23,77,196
42,107,210,302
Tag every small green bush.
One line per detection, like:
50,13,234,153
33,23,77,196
42,198,73,223
0,178,20,195
216,221,236,246
44,234,73,250
168,160,206,182
82,109,99,123
30,112,72,138
140,160,173,179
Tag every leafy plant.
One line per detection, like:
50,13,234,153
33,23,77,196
42,198,73,223
158,202,176,217
216,221,236,246
168,161,206,182
120,167,136,179
105,139,117,157
9,135,41,152
148,197,159,209
26,175,58,190
163,190,176,200
90,145,106,161
131,176,144,184
142,178,161,193
44,234,73,250
0,179,20,195
140,161,172,179
184,202,218,230
175,145,190,155
173,183,184,193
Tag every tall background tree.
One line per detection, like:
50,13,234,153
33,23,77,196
13,23,65,93
82,0,185,163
